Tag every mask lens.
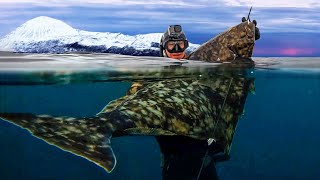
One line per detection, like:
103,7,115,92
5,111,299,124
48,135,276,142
166,41,176,50
177,40,185,49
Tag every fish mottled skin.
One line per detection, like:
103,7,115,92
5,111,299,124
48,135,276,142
0,75,254,172
188,21,256,62
0,20,258,173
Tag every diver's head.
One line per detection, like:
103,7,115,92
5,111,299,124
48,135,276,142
160,25,189,59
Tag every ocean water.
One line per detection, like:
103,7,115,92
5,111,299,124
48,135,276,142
0,53,319,180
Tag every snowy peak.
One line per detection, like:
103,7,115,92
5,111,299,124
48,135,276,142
5,16,79,41
0,16,200,54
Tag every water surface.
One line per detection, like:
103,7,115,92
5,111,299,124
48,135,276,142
0,53,319,180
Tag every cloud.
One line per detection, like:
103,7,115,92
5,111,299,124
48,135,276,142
1,0,319,8
0,0,319,35
0,0,206,8
222,0,319,8
0,1,318,56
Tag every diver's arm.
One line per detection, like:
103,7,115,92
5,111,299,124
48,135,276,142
255,26,260,40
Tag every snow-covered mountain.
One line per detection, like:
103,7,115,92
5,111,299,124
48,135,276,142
0,16,200,56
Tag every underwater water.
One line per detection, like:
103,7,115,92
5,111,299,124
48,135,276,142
0,53,319,180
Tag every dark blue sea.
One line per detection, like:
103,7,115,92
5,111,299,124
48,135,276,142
0,53,319,180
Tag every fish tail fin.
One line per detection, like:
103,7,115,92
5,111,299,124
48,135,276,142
0,113,116,173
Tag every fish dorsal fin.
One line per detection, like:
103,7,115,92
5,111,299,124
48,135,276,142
0,113,116,173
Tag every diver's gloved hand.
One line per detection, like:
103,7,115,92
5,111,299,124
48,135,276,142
253,20,260,40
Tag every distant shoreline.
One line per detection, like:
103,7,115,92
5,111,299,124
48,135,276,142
0,51,55,62
0,51,16,56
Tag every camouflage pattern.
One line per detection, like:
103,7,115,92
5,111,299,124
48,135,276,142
0,113,117,172
0,21,258,173
0,73,254,173
187,21,256,62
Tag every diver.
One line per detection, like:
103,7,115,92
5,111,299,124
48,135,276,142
0,14,259,179
159,25,189,59
156,22,258,179
156,135,223,180
159,22,260,63
156,24,223,180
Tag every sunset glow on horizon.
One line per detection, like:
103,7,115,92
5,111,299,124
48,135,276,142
254,47,319,56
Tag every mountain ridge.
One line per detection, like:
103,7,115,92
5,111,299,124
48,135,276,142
0,16,199,55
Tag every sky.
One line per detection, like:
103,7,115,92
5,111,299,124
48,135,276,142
0,0,319,56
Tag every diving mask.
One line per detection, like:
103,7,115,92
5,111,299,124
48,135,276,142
160,25,189,54
164,39,189,53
